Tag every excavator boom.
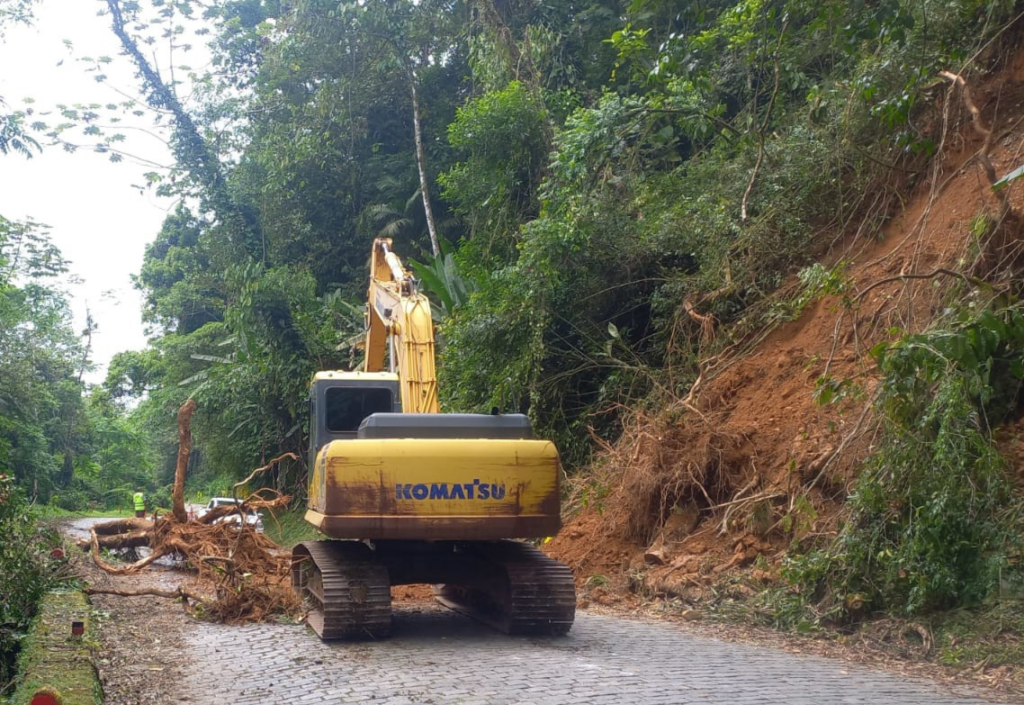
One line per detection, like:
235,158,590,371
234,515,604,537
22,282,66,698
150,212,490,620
363,239,439,414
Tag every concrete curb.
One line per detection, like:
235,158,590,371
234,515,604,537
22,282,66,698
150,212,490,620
10,591,101,705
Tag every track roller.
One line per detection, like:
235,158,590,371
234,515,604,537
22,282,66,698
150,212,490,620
291,540,392,639
435,540,575,636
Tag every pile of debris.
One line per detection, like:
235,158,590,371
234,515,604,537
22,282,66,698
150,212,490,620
78,400,302,623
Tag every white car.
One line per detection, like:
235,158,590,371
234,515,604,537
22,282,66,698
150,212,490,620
200,497,264,532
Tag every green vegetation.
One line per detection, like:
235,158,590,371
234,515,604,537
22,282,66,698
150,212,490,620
8,590,101,705
0,476,64,693
262,506,320,548
932,602,1024,670
784,302,1024,622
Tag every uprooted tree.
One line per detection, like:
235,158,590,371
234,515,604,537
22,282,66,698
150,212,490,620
79,400,303,622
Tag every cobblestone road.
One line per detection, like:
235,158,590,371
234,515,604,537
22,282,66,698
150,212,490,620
183,604,1005,705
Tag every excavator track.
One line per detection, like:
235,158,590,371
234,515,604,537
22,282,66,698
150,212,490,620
291,541,392,639
435,540,576,636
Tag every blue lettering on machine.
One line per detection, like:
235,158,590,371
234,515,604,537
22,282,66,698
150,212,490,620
395,481,506,501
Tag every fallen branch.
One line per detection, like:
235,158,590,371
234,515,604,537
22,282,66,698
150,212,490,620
83,585,207,604
89,525,170,574
853,268,981,304
197,492,291,525
228,452,298,527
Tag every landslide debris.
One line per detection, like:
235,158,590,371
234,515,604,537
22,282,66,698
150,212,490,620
546,46,1024,605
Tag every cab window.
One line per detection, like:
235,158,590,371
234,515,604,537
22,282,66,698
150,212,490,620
325,387,394,432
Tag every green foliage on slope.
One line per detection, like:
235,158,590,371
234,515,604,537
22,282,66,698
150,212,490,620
784,302,1024,621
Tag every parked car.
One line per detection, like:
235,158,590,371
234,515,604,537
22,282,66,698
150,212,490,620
200,497,264,533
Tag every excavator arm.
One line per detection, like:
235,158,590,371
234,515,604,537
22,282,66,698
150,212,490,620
363,238,439,414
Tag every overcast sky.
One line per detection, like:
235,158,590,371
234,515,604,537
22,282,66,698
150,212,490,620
0,0,181,382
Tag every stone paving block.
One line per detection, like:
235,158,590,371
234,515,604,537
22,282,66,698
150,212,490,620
180,606,1009,705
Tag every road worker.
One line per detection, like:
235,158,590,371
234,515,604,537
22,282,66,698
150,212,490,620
132,489,146,519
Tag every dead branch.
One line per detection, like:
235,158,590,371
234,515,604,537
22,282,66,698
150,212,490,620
684,301,717,344
232,453,299,497
679,369,704,409
83,585,207,604
853,268,982,304
939,71,993,154
229,454,298,525
940,70,1010,215
681,277,735,348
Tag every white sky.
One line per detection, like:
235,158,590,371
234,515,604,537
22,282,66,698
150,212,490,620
0,0,182,383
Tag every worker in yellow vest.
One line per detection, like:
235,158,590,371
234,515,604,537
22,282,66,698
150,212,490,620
133,490,146,519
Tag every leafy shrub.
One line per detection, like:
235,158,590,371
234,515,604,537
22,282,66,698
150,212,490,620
151,484,173,512
51,487,89,513
784,303,1024,621
0,474,61,689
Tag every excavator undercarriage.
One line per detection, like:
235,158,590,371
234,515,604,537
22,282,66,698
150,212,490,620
292,539,576,638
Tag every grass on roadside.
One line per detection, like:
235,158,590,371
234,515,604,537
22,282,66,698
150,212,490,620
656,574,1024,695
32,505,131,520
262,505,319,547
8,590,101,705
930,601,1024,673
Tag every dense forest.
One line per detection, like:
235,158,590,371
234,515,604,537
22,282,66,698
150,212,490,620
5,0,1024,652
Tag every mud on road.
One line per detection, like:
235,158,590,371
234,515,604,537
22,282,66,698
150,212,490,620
67,519,195,705
66,520,1011,705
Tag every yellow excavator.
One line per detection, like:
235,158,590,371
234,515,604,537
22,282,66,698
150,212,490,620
291,238,576,638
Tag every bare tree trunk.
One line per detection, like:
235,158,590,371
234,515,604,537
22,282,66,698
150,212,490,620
60,310,94,488
172,399,197,523
409,70,440,257
105,0,259,252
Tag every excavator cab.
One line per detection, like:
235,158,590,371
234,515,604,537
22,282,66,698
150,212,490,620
307,371,400,466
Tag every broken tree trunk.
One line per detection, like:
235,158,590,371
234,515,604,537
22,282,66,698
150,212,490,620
172,399,196,523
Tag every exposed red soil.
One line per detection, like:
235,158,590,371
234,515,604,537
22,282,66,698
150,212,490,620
392,584,434,602
546,49,1024,602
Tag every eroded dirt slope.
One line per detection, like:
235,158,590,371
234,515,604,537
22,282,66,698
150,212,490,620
546,53,1024,604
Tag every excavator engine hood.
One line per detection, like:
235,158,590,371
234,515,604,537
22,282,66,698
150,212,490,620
306,417,562,541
